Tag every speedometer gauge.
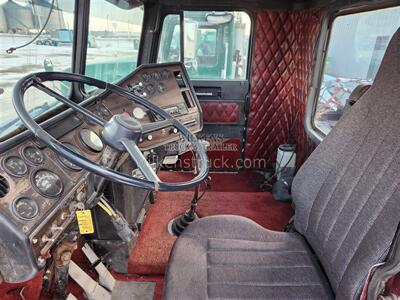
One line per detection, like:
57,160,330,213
32,169,63,198
22,146,44,165
79,129,104,152
59,143,83,171
2,156,28,177
12,197,39,220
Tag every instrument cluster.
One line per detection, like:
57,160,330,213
0,123,104,269
140,69,172,97
0,129,103,229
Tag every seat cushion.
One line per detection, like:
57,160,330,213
163,215,333,299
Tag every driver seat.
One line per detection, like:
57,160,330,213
163,28,400,300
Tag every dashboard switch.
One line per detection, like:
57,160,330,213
41,235,55,243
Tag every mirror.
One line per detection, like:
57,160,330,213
205,12,234,25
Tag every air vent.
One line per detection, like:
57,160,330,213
0,175,10,198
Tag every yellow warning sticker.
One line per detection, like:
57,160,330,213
76,210,94,234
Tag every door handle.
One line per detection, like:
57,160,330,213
196,92,214,97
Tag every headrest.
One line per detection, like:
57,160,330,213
373,27,400,86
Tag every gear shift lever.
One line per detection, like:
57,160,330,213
170,140,210,236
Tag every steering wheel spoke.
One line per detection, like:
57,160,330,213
142,118,176,134
121,138,160,185
33,80,106,127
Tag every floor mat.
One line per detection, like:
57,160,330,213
128,171,294,276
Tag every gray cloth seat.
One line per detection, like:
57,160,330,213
164,215,334,299
163,27,400,300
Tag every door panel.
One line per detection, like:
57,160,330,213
201,102,240,124
193,80,249,170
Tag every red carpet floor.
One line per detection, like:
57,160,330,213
128,171,294,276
157,169,268,192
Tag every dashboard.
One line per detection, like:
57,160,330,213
0,63,202,283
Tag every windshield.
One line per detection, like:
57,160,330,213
0,0,75,138
85,1,144,86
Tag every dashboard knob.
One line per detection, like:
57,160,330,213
132,107,146,120
147,135,153,141
170,128,178,134
41,235,55,243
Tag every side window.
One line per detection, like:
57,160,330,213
157,11,251,80
157,15,181,63
314,6,400,135
85,1,144,84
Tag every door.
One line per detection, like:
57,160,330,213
157,11,253,170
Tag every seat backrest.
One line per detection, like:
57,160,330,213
292,27,400,300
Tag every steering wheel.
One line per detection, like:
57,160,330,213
12,72,209,192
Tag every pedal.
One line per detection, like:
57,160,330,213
66,293,78,300
68,260,111,300
82,243,116,291
68,244,156,300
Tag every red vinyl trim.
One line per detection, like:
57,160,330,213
200,102,240,124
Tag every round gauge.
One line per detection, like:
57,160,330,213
161,70,171,80
79,129,104,152
32,169,63,198
12,197,39,220
157,82,167,93
59,143,83,171
3,156,28,177
151,72,161,81
145,83,155,96
22,146,44,165
141,72,151,82
132,107,146,120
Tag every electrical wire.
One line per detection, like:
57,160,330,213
6,0,56,54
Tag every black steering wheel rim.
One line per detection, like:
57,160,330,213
12,71,209,191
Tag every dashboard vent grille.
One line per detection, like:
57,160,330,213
0,175,9,198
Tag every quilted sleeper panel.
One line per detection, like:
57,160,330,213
245,11,321,167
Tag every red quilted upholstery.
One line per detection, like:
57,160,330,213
245,10,321,167
200,102,239,123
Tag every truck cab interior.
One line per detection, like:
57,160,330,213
0,0,399,299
